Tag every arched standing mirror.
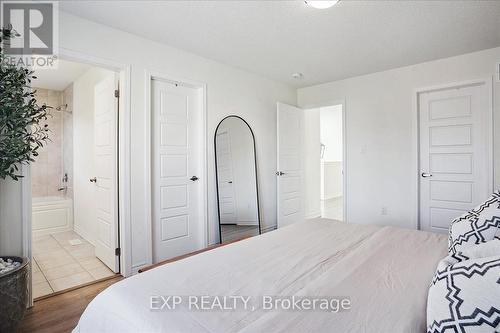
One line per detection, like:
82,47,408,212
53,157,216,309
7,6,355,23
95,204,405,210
215,116,261,243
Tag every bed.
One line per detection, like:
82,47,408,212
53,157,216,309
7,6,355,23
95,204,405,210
73,219,447,333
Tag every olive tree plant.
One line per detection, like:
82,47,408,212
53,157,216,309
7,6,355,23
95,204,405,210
0,26,50,180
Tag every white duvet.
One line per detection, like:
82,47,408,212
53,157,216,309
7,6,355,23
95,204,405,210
74,219,447,333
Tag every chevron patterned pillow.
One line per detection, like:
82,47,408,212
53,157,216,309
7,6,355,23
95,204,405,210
448,191,500,254
427,240,500,333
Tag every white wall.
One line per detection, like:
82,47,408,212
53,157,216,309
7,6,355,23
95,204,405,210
0,179,24,256
216,118,258,225
298,46,500,229
320,105,343,200
303,109,321,218
4,11,496,271
320,105,343,162
73,67,116,245
55,12,296,272
321,162,343,200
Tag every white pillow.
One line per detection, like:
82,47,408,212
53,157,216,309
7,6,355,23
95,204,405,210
440,239,500,269
427,240,500,333
448,191,500,254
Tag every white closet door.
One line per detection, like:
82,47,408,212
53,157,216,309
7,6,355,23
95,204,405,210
419,83,492,233
94,75,119,273
215,130,237,224
277,102,305,228
152,79,204,262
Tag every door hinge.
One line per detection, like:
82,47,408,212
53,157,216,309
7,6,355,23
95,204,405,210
115,248,121,256
114,89,120,98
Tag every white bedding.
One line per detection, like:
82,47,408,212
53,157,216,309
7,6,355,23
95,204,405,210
74,219,447,333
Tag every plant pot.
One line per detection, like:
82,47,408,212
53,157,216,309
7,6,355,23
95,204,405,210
0,256,29,333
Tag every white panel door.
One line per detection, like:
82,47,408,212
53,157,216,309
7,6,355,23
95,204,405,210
419,83,491,233
94,75,119,272
277,102,305,228
215,130,237,224
152,79,204,262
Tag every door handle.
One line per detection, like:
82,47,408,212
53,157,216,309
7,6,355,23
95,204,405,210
276,171,285,176
89,177,97,183
228,181,233,184
421,173,433,178
190,176,199,181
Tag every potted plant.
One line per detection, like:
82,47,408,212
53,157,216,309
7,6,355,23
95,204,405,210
0,25,50,332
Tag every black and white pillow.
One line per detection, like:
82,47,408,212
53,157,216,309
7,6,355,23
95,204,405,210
448,191,500,254
427,241,500,333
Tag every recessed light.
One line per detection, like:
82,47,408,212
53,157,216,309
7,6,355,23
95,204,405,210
292,73,304,80
305,0,340,9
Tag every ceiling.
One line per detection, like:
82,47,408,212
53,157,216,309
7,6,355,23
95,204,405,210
33,59,91,90
60,1,500,88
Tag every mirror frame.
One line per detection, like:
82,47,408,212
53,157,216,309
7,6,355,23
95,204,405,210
214,115,261,244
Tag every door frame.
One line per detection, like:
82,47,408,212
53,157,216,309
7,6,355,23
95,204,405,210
295,99,348,223
144,70,208,270
21,48,133,305
413,77,494,231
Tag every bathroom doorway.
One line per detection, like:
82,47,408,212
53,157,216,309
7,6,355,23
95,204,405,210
301,102,346,222
30,59,121,299
319,105,343,221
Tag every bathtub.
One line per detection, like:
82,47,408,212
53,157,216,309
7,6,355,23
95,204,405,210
32,196,73,237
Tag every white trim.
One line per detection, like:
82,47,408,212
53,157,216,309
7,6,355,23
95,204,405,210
74,225,95,247
305,211,321,219
496,62,500,83
413,77,494,230
261,225,277,233
486,77,494,195
131,261,148,275
144,72,153,267
144,70,208,266
118,65,133,277
234,221,259,226
59,48,133,276
22,48,133,307
59,48,126,72
298,99,348,223
322,195,342,201
412,89,420,230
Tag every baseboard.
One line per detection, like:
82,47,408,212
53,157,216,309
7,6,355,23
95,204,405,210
305,211,321,219
138,236,252,273
261,225,277,233
131,262,149,275
32,225,72,238
73,225,96,247
321,195,343,201
236,221,259,226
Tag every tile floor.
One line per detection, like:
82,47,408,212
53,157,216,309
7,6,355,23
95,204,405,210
32,231,115,299
321,196,343,221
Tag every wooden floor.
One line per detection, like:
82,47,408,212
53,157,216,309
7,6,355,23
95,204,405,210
20,238,253,332
18,276,123,333
221,224,259,243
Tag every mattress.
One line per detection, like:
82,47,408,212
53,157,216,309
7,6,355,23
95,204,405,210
73,219,447,333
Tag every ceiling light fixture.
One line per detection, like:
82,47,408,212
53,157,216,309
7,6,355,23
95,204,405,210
292,72,304,80
304,0,340,9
